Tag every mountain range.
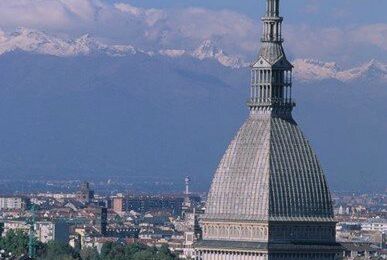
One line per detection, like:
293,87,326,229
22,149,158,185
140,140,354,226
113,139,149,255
0,28,246,69
2,28,387,81
0,29,385,192
293,59,387,83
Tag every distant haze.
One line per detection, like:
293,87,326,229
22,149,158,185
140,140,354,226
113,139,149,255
0,0,385,193
0,39,385,192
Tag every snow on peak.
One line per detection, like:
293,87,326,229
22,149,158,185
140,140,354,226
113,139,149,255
336,60,387,82
293,59,341,81
0,30,247,69
73,34,138,57
158,49,187,58
297,59,339,70
1,29,386,78
0,28,138,57
193,40,219,59
3,28,77,56
192,40,247,69
293,58,387,82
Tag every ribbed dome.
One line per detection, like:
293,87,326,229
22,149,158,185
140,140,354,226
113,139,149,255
195,1,340,258
204,112,334,222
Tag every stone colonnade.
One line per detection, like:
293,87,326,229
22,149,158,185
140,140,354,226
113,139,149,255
195,250,338,260
196,250,268,260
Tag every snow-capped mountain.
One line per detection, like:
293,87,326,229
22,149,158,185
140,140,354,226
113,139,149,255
1,29,387,82
336,60,387,82
293,59,387,83
158,41,247,68
292,59,340,81
192,40,248,69
158,49,187,58
0,29,246,68
0,28,138,57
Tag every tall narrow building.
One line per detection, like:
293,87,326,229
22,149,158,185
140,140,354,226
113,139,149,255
195,0,342,259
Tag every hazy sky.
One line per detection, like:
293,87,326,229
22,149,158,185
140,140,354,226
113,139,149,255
0,0,386,65
126,0,387,26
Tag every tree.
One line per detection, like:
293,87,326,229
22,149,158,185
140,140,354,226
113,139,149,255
38,241,79,260
100,242,126,260
80,247,100,260
0,223,3,237
154,244,177,260
0,229,29,257
132,249,155,260
84,241,177,260
132,245,177,260
124,243,147,257
100,241,113,259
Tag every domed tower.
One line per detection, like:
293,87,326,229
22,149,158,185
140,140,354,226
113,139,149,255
195,1,342,259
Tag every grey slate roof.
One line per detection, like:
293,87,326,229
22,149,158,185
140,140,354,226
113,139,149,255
204,112,334,222
258,42,285,65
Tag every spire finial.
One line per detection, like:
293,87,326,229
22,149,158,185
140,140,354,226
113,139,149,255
266,0,280,17
262,0,283,43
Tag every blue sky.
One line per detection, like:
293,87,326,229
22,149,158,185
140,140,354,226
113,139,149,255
122,0,387,26
0,0,386,65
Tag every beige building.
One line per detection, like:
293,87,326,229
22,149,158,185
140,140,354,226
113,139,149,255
0,196,29,210
112,194,125,214
2,220,69,243
2,220,29,234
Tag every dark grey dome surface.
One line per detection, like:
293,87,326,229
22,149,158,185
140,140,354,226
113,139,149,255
204,112,334,222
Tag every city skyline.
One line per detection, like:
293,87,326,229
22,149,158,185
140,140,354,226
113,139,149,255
0,1,385,259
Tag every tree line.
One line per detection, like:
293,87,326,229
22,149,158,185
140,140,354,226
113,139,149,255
0,229,177,260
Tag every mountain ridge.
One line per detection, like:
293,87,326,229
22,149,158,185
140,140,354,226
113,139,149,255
0,28,246,69
293,59,387,83
1,28,387,82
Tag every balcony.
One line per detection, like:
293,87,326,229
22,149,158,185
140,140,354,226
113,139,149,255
247,98,296,108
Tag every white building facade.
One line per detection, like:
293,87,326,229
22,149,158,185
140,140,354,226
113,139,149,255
361,217,387,233
0,196,29,210
2,220,69,243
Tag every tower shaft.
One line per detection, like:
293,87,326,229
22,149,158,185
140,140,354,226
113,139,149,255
262,0,282,43
266,0,280,16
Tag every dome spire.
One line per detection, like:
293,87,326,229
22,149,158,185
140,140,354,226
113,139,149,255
248,0,294,112
262,0,283,43
266,0,280,17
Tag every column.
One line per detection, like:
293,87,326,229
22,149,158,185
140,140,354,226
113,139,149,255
274,0,278,15
266,0,270,15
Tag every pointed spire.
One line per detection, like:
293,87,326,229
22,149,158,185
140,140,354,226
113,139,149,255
262,0,283,43
266,0,280,17
248,0,294,112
